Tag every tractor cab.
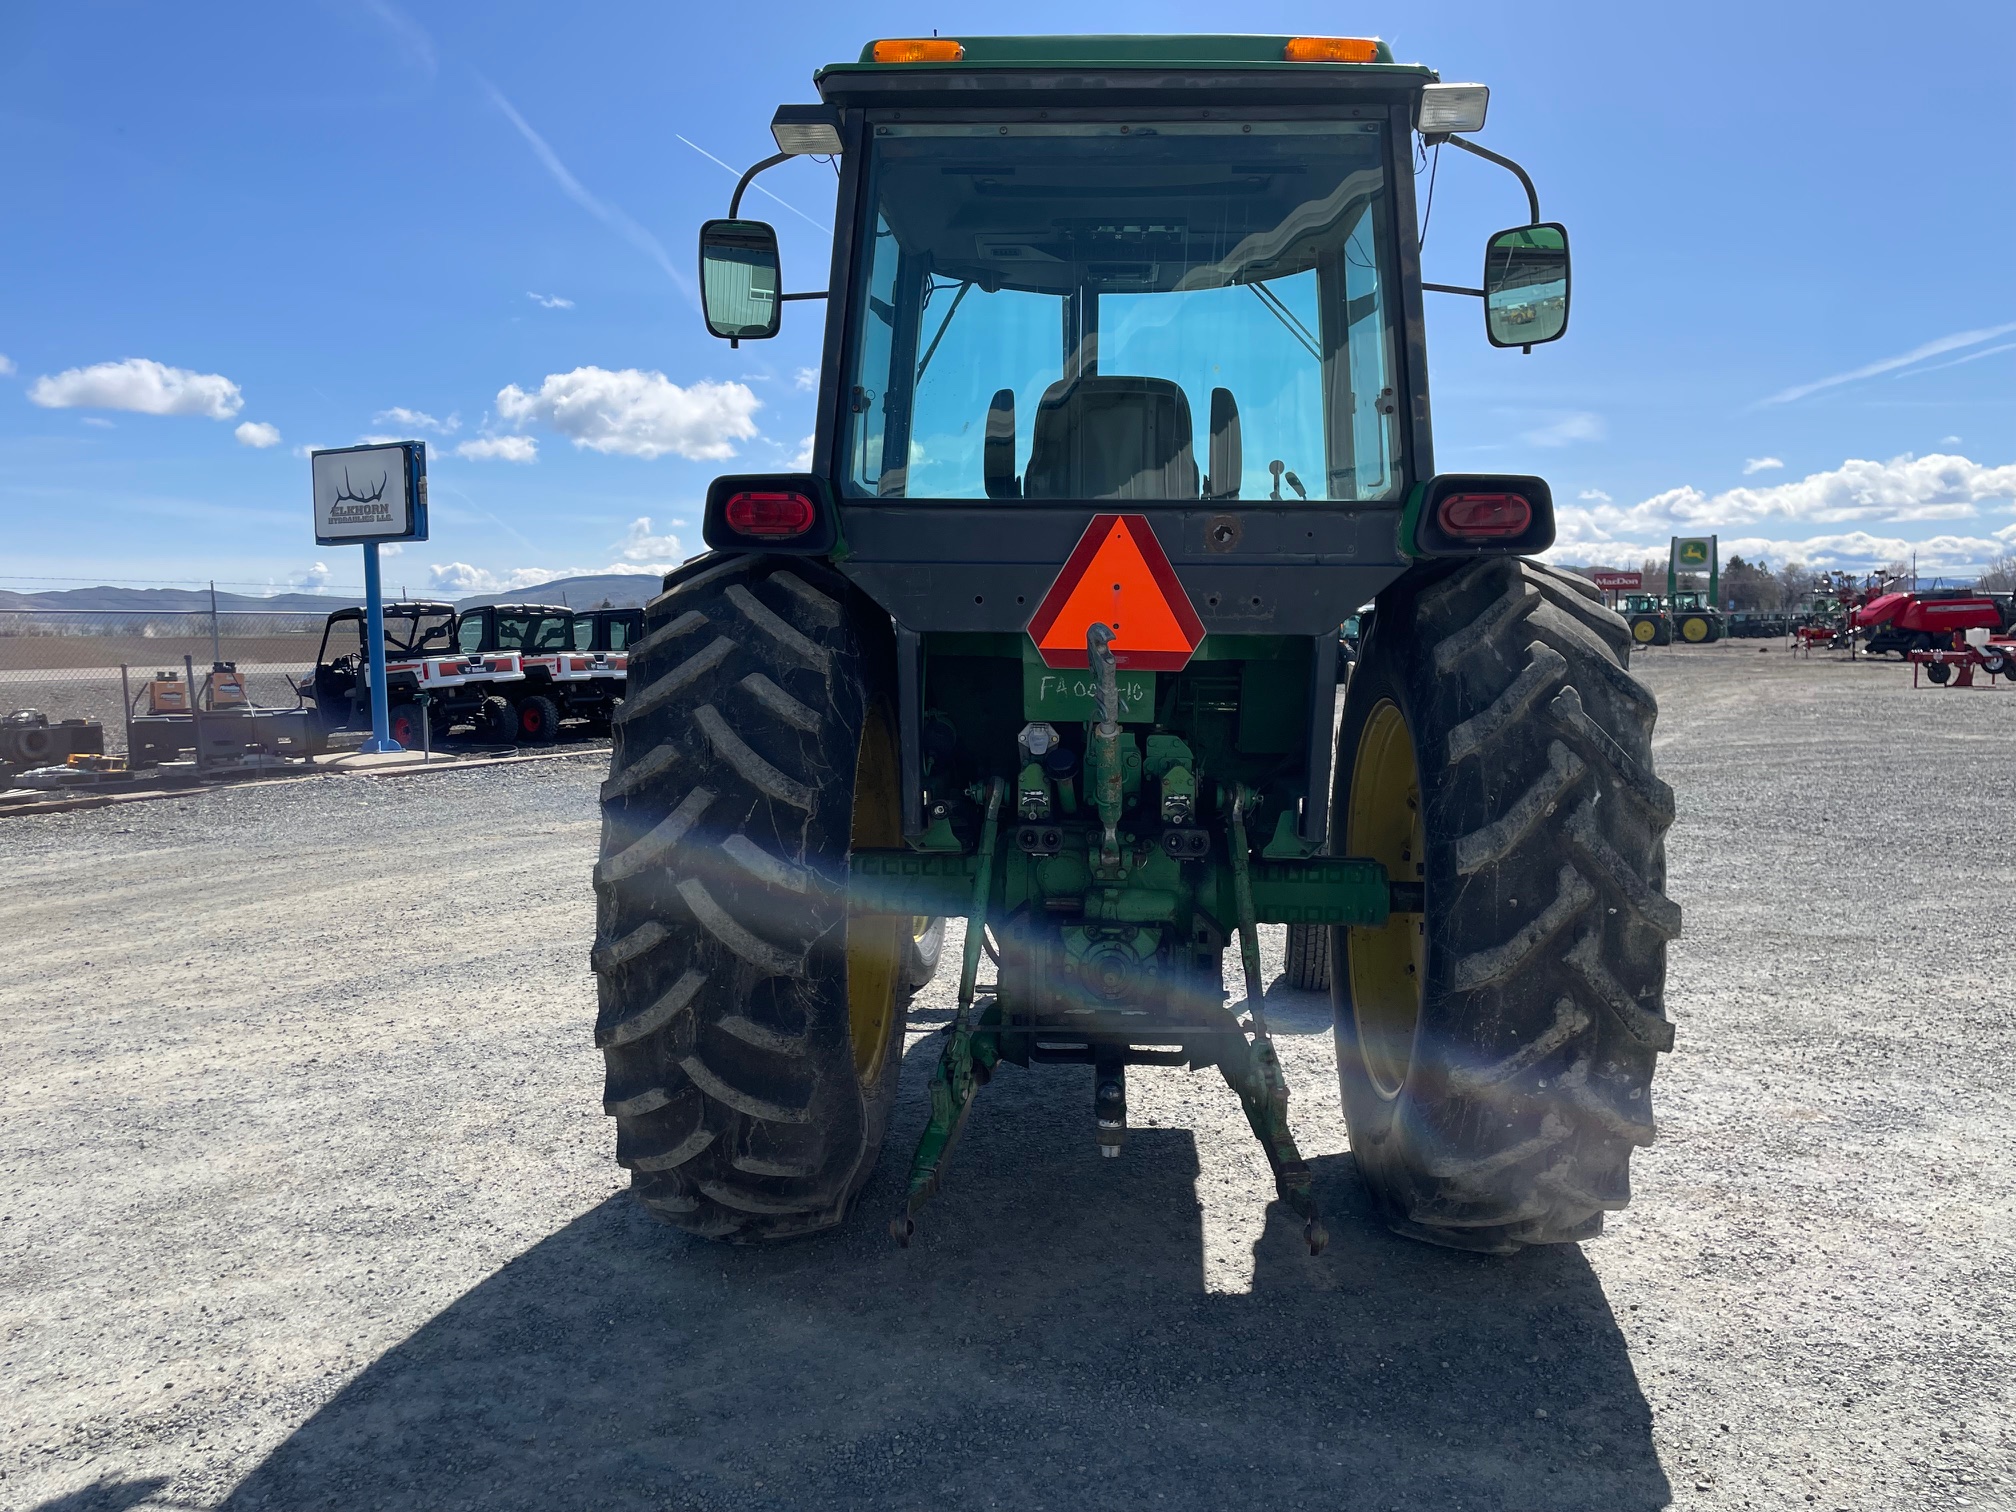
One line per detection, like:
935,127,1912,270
1619,593,1671,647
1667,591,1724,644
592,36,1676,1255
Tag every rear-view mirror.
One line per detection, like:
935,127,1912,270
1482,222,1570,348
699,218,782,341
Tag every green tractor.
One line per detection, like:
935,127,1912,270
1621,593,1672,647
1668,590,1723,645
592,34,1677,1254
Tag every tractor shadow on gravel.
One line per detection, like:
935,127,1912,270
220,1028,1669,1512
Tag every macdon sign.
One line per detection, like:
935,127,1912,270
1589,570,1643,591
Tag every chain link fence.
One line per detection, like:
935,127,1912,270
0,609,328,758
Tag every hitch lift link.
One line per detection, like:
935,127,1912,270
891,777,1005,1246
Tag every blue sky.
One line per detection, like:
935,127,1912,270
2,0,2011,596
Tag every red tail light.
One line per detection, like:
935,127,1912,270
724,490,817,538
1436,491,1531,538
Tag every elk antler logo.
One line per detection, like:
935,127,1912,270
326,464,396,527
332,468,389,506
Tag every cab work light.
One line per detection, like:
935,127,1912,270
1417,83,1490,135
1437,492,1530,538
771,104,843,157
1283,36,1381,63
871,38,965,62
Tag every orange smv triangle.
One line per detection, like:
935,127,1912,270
1027,514,1206,671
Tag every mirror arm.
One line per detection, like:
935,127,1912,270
1423,281,1485,297
728,151,793,218
1442,136,1540,224
779,291,829,302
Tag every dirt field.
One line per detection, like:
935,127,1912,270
0,635,327,673
1,646,2011,1512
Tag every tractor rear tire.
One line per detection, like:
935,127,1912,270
591,555,909,1242
1329,558,1678,1254
906,917,946,989
517,693,561,744
1283,922,1330,992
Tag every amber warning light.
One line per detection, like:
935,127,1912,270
1283,37,1382,63
871,38,966,63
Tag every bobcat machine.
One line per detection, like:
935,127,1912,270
591,35,1677,1255
304,601,521,746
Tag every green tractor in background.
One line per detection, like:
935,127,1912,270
592,35,1677,1255
1620,593,1671,647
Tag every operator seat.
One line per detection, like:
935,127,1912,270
1022,374,1199,500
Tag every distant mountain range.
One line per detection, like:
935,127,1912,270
0,585,364,613
0,570,666,616
450,573,661,611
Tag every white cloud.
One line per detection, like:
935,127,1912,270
1547,451,2016,575
374,406,458,434
28,357,243,419
1522,411,1604,447
0,354,15,376
1578,488,1612,503
379,543,404,557
618,517,682,562
793,367,818,392
293,562,331,590
1943,435,1963,444
790,434,815,470
527,291,574,310
235,420,282,448
354,434,408,446
495,366,760,460
1742,456,1783,474
428,562,500,594
81,416,115,429
453,435,539,463
1761,320,2016,405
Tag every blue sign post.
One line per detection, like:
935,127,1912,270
310,441,429,754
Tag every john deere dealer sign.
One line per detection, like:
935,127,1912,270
311,441,429,546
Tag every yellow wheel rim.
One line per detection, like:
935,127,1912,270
1345,699,1427,1100
845,711,905,1085
1632,618,1657,643
1681,616,1708,642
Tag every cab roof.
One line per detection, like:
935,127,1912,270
816,35,1435,108
822,33,1431,77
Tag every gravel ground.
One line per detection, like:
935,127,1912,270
0,645,2010,1512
